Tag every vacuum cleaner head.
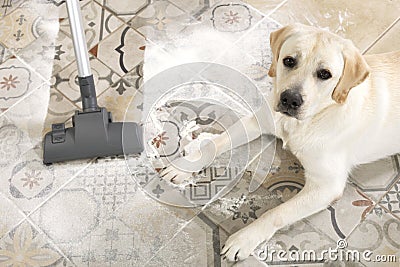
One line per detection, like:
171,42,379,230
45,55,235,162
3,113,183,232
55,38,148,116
43,0,143,165
43,108,143,165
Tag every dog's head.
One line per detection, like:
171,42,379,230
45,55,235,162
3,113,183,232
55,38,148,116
268,23,370,120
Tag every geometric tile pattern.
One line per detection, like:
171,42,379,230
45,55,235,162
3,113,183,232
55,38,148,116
379,179,400,218
0,0,400,266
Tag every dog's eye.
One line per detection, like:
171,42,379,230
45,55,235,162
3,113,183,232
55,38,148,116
317,69,332,80
283,56,296,68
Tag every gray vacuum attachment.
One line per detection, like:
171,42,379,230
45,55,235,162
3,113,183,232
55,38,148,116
43,0,143,164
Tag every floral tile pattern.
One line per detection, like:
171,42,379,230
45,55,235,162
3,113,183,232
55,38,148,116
0,220,72,266
0,95,90,214
0,0,400,266
0,58,46,109
180,0,265,43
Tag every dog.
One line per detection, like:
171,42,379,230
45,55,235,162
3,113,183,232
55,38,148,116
160,23,400,261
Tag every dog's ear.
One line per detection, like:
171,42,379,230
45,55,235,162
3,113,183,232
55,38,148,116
268,24,299,77
332,42,370,104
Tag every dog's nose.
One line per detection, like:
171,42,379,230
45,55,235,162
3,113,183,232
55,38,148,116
280,89,303,110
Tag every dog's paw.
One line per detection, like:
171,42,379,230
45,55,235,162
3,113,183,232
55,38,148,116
159,141,215,185
160,163,193,184
221,223,271,262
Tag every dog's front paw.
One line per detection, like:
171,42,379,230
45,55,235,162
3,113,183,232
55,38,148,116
160,162,194,184
160,140,216,185
221,223,273,262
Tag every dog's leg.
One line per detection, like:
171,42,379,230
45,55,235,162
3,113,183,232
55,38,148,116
221,160,348,261
160,107,271,184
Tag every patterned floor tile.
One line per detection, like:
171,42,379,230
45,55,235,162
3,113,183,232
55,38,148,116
0,0,398,266
0,5,44,52
145,215,214,266
14,27,60,81
0,107,91,214
0,42,11,64
95,24,145,76
349,155,400,202
365,19,400,55
224,17,280,93
97,76,143,123
269,0,400,52
202,172,283,235
0,193,25,239
306,183,374,242
128,0,192,44
50,32,76,75
94,0,152,22
60,0,123,50
52,55,121,107
5,84,76,143
347,208,400,266
24,0,91,19
242,0,285,15
168,0,218,17
0,0,24,18
180,0,265,43
45,186,198,266
15,30,76,78
379,178,400,219
0,58,46,110
122,61,143,92
29,158,135,250
0,220,72,266
113,189,198,266
258,219,336,265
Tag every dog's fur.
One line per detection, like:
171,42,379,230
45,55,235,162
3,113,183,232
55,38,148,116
161,23,400,261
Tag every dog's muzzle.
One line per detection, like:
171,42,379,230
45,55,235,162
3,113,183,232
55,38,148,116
278,89,303,117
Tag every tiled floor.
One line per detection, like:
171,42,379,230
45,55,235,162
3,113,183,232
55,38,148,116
0,0,399,266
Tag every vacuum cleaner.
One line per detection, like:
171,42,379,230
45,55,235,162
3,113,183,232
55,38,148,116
43,0,143,165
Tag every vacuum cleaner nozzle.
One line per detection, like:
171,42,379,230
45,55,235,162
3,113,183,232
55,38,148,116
43,108,143,164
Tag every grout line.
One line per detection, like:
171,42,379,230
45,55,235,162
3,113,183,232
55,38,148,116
362,16,400,55
13,54,53,85
24,216,79,266
376,204,400,221
0,82,49,118
24,159,96,219
265,0,288,18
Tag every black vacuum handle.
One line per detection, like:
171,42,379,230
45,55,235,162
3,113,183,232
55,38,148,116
79,75,98,112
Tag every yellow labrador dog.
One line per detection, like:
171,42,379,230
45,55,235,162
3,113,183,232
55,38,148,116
161,23,400,261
